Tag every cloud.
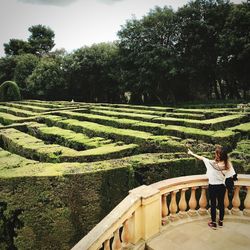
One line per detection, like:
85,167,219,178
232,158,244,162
96,0,124,5
17,0,79,7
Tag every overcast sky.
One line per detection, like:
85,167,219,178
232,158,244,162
0,0,244,57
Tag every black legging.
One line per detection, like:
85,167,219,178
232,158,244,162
209,184,226,222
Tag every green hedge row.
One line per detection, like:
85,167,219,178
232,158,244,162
155,114,248,130
0,112,36,125
27,122,113,150
38,115,185,152
1,102,50,113
0,128,139,163
0,105,38,117
54,111,241,146
228,122,250,138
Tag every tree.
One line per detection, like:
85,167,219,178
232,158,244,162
14,54,39,98
118,7,178,104
4,39,31,56
28,25,55,56
0,57,16,84
27,56,66,100
64,43,120,102
218,2,250,99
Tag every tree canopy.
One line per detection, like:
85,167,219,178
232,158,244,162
0,0,249,103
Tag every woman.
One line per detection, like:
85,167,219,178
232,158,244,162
188,145,235,229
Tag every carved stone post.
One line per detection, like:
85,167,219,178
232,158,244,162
162,193,169,225
179,188,188,218
243,186,250,216
104,239,111,250
122,219,130,247
169,190,178,221
232,186,241,215
112,228,122,250
188,187,198,216
198,186,208,215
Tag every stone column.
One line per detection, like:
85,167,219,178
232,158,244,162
243,186,250,216
198,186,208,215
179,188,188,218
232,186,241,215
188,187,198,216
169,190,178,221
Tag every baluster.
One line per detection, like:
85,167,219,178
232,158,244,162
169,190,178,221
188,187,198,216
121,219,130,247
232,186,241,215
112,228,122,250
198,186,208,215
224,189,230,215
179,188,188,218
243,186,250,216
162,193,169,225
104,239,111,250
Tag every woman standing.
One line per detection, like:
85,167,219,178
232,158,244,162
188,146,235,229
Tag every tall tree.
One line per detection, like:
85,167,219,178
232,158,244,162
4,39,31,56
118,7,178,104
27,56,66,100
28,25,55,56
14,54,39,98
64,43,120,102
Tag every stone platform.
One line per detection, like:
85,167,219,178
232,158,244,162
147,216,250,250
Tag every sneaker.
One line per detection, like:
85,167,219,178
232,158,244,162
218,220,223,228
208,221,217,230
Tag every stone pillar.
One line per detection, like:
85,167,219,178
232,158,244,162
243,186,250,216
122,219,130,247
162,193,169,225
232,186,241,215
198,186,208,215
179,188,188,218
112,228,122,250
169,190,178,221
103,239,110,250
188,187,198,216
129,185,161,242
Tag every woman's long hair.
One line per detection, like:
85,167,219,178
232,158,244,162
215,145,229,170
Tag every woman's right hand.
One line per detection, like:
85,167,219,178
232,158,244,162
187,149,193,155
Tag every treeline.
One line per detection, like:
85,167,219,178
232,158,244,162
0,0,249,104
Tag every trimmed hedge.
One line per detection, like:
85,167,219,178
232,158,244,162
27,122,113,150
0,81,21,101
0,128,139,162
228,122,250,138
0,105,38,117
38,115,185,152
0,112,36,125
1,102,50,113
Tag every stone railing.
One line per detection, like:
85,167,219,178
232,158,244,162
72,174,250,250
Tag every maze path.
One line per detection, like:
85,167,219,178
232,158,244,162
0,100,249,168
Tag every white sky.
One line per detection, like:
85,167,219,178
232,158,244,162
0,0,244,57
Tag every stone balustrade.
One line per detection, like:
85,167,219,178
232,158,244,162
71,174,250,250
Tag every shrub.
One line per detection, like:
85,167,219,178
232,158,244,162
0,81,21,101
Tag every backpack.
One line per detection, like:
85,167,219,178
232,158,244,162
225,174,238,193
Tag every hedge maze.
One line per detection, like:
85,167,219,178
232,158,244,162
0,100,249,249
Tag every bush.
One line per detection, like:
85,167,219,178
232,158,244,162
0,81,21,101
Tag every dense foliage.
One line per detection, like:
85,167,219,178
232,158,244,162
0,0,249,103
